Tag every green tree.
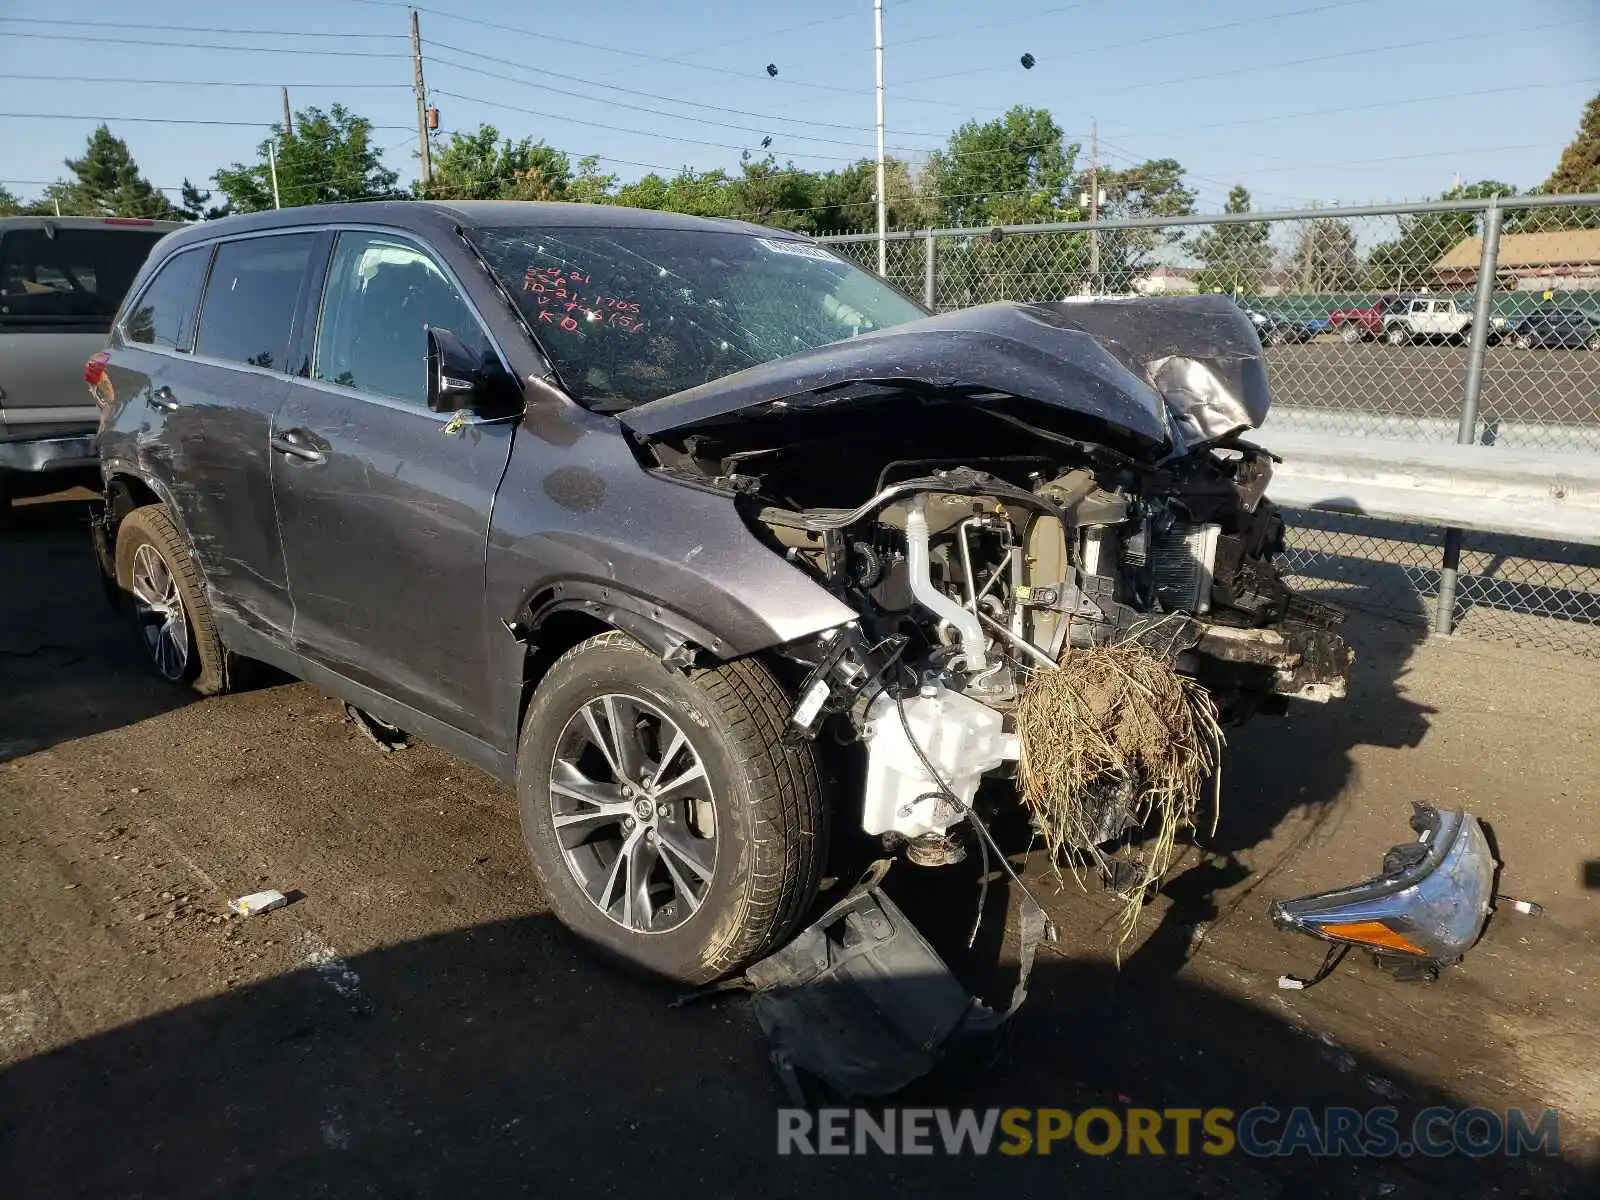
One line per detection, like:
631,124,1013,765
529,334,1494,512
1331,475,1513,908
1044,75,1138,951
566,156,619,204
726,153,818,230
1091,157,1198,281
1546,92,1600,195
0,184,21,216
807,157,925,236
214,104,399,212
924,106,1079,227
178,178,230,222
1191,185,1272,296
1288,216,1365,293
43,125,176,218
422,124,572,201
1517,91,1600,231
614,167,735,218
1367,180,1513,289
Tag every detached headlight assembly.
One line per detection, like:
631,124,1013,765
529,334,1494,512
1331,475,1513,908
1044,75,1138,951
1271,804,1497,977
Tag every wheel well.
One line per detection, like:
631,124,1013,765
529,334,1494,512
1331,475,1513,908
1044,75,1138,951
518,609,614,732
105,474,162,531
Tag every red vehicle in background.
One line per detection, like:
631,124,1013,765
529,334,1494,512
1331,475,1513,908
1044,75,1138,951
1328,293,1412,343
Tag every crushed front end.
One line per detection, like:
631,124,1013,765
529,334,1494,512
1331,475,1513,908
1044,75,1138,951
626,296,1352,858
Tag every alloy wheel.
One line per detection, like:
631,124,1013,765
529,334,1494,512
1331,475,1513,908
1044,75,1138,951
548,693,718,934
129,542,189,680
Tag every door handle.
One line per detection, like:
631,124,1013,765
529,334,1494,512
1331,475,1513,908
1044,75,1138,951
147,385,179,413
270,429,326,464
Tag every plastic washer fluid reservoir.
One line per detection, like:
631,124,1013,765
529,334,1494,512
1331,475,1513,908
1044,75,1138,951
861,686,1020,839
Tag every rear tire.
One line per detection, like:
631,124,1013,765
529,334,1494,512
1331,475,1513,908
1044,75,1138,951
516,632,826,984
1587,333,1600,353
1339,323,1363,345
113,504,231,695
1386,324,1410,346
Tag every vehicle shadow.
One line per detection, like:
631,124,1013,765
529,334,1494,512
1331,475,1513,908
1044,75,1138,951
0,495,194,763
0,911,1588,1199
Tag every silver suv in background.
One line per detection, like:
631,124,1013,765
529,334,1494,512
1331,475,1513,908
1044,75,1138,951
0,216,178,510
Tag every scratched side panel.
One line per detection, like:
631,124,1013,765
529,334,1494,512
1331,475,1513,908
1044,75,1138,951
482,401,856,756
271,386,514,743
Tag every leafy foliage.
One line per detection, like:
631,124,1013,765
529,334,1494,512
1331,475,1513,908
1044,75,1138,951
924,106,1080,227
423,125,573,201
213,105,399,212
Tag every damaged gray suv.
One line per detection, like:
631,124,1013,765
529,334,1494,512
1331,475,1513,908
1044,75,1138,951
92,201,1358,983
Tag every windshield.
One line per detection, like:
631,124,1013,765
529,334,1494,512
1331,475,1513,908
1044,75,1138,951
469,225,927,410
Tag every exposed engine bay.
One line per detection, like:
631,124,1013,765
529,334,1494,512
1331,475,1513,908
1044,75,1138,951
623,297,1353,857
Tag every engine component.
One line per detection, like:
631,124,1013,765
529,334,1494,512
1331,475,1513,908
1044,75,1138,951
905,500,987,672
861,686,1018,839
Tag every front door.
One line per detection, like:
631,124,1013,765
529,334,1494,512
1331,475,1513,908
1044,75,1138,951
270,230,515,741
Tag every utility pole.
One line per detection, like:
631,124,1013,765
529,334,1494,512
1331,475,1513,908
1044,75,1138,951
873,0,887,277
411,9,433,188
281,86,293,138
1088,116,1100,293
268,140,281,209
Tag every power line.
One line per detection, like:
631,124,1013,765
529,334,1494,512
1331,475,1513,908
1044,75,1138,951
430,88,871,164
342,0,972,109
0,73,410,90
425,40,948,142
899,21,1564,104
0,112,414,131
0,29,409,56
1110,75,1600,141
425,49,942,159
894,3,1089,50
897,0,1374,86
658,8,866,62
0,17,404,39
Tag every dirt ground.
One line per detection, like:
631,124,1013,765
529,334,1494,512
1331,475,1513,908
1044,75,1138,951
2,493,1597,1199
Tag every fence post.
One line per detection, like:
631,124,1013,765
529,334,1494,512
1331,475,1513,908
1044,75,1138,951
922,231,937,309
1434,198,1503,636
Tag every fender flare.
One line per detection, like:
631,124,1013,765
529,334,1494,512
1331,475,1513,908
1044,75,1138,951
517,580,737,668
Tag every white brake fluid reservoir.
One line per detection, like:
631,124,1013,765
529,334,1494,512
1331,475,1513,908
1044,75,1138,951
861,686,1020,839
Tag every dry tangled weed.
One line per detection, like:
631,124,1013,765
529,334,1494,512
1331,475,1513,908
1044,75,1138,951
1015,636,1225,953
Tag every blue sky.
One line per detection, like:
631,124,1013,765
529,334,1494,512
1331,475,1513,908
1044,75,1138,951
2,0,1597,213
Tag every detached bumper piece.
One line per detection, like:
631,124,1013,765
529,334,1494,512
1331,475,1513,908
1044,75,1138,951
1271,805,1497,980
742,860,1044,1105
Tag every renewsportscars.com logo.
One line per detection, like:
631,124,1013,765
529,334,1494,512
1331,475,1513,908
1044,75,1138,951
776,1106,1561,1158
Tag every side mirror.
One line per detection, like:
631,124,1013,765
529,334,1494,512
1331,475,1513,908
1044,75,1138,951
426,325,521,417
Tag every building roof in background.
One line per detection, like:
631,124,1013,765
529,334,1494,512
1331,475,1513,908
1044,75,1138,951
1436,229,1600,272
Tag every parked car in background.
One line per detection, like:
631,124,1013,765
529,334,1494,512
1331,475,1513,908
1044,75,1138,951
1508,306,1600,350
1240,306,1314,346
1,215,178,510
1328,293,1411,343
1380,294,1507,346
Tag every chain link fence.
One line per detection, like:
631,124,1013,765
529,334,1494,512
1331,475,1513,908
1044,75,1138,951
819,195,1600,658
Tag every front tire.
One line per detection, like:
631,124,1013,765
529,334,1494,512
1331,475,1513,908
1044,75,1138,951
1386,324,1410,346
516,632,826,984
113,504,231,695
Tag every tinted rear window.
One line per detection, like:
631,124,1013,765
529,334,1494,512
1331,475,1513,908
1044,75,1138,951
124,246,211,349
194,234,316,371
0,226,166,326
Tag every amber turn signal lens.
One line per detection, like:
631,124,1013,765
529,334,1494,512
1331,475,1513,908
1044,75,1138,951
1319,920,1427,955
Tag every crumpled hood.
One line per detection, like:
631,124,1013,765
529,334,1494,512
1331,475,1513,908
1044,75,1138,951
618,296,1270,456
